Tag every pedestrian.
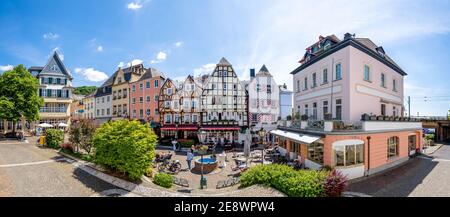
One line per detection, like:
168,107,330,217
172,139,177,152
186,149,194,170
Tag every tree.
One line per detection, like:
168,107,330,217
92,120,157,180
69,119,96,154
0,65,43,133
73,86,97,96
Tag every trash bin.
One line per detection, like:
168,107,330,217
39,136,46,146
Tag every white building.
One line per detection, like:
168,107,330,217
94,83,113,125
247,65,280,142
199,57,249,145
279,83,293,119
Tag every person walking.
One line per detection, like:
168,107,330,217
186,149,194,171
172,139,177,152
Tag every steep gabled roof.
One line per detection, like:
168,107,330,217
34,51,72,79
218,57,231,66
256,65,273,77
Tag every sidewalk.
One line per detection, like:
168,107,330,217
422,143,444,156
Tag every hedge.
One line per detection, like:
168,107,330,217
92,120,157,181
45,129,64,149
240,164,330,197
153,173,173,188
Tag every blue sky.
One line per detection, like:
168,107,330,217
0,0,449,116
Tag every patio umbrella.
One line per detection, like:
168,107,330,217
58,123,68,127
38,123,53,128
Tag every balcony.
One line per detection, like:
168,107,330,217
277,114,422,133
40,107,67,113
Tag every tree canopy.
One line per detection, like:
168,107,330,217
0,65,43,123
73,86,97,96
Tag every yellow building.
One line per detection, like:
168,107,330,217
111,64,146,120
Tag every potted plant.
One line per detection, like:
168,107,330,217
301,114,308,121
361,113,370,121
394,116,400,121
370,114,377,121
325,113,332,120
196,145,209,155
286,115,292,121
377,115,384,121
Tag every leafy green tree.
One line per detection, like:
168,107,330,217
0,65,43,132
69,119,96,154
92,120,157,180
73,86,97,96
45,129,64,149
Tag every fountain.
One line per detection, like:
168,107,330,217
192,156,218,174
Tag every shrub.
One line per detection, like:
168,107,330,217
240,164,328,197
153,173,173,188
92,120,157,181
69,119,96,154
323,170,348,197
60,143,74,152
178,139,195,148
45,129,64,149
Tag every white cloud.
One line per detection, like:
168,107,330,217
127,2,142,10
150,51,167,64
118,62,125,68
226,0,450,92
174,41,184,47
127,0,150,10
74,68,108,82
96,46,104,52
0,65,13,72
193,63,216,77
43,32,59,40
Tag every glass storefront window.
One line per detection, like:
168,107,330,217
333,143,364,167
308,142,324,165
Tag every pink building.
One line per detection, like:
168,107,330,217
271,33,422,179
129,68,165,128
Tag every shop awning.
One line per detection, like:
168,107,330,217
270,129,321,144
161,126,198,131
200,127,241,131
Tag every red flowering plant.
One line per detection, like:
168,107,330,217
323,169,348,197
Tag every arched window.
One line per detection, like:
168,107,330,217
387,136,399,158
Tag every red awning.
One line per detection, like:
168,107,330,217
201,127,240,131
161,126,198,131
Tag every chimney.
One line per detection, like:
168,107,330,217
250,68,255,78
344,32,354,40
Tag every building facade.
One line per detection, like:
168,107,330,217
158,79,182,138
271,33,422,180
247,65,280,142
94,84,112,125
29,51,73,127
199,58,249,145
279,83,293,120
111,64,145,120
82,93,95,120
129,68,165,127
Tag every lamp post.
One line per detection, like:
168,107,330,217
258,128,266,165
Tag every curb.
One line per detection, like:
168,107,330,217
343,191,372,197
424,144,444,155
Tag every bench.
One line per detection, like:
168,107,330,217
173,177,189,187
216,177,240,189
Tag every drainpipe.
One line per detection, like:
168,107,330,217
366,136,371,176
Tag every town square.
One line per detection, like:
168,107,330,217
1,0,450,203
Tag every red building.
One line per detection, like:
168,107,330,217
129,68,165,129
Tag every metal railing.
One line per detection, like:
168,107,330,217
40,107,67,113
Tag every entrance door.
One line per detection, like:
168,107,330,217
408,135,417,157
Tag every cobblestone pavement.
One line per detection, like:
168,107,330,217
347,144,450,197
0,139,118,197
155,147,269,193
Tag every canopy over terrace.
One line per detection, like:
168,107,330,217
269,129,322,145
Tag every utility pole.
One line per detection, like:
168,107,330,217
408,96,411,118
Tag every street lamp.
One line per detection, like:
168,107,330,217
258,128,266,164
